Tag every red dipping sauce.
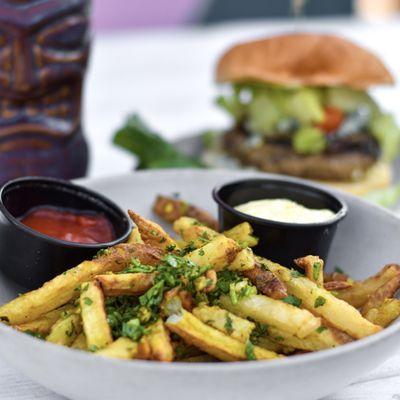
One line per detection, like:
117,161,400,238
20,206,116,244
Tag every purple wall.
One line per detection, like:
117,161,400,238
92,0,201,31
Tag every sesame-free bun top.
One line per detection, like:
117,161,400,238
216,33,394,89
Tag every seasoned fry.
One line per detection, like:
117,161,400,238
173,217,219,248
324,281,353,291
361,272,400,316
295,255,324,286
184,236,240,271
243,264,287,299
229,248,256,271
147,319,174,361
334,264,400,307
46,312,82,346
363,299,400,327
166,310,280,361
71,332,87,350
128,210,178,251
96,337,139,359
223,223,259,248
153,195,219,230
15,305,74,336
219,294,321,338
127,226,143,244
263,258,382,339
193,304,255,343
0,243,163,325
96,273,155,296
80,281,113,350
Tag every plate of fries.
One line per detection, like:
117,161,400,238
0,169,399,400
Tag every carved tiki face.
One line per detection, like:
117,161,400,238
0,0,90,183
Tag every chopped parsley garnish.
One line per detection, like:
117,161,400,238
314,296,326,308
245,340,257,360
122,318,147,341
250,323,268,344
25,330,45,340
224,314,234,335
89,345,99,352
313,262,322,281
166,244,176,252
274,336,284,342
83,297,93,306
122,258,155,274
198,249,205,256
282,295,302,307
315,326,327,334
94,248,109,259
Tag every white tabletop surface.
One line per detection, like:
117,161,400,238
1,18,400,400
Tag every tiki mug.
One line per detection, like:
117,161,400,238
0,0,90,184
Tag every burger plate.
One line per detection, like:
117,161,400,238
0,169,399,400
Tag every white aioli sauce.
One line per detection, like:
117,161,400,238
235,198,335,224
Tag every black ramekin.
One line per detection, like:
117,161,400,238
0,177,131,289
212,177,347,268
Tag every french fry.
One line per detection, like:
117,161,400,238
223,223,259,248
166,310,280,361
363,299,400,327
96,337,138,359
295,255,324,286
15,304,74,336
255,336,295,354
193,304,255,343
96,273,155,296
153,195,219,230
335,264,400,307
262,325,350,352
46,311,82,346
184,236,240,271
361,272,400,316
219,294,321,338
71,332,87,350
80,281,112,350
127,226,143,244
128,210,178,251
229,248,256,271
147,319,174,361
263,258,382,339
0,243,163,324
173,217,219,248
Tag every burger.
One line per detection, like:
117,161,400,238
211,33,400,195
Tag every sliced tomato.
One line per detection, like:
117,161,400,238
316,107,344,133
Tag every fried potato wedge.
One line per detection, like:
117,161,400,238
335,264,400,308
193,304,255,343
0,243,163,325
147,319,174,361
363,299,400,327
15,304,74,336
71,332,87,350
127,226,144,244
361,272,400,316
153,195,219,230
295,255,324,286
166,310,280,361
96,273,155,296
263,258,382,339
46,311,82,346
184,236,241,271
128,210,178,251
96,337,139,359
223,223,259,248
243,265,287,299
173,217,219,248
219,294,321,338
229,247,256,271
80,281,113,350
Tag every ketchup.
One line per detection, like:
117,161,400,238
20,206,115,244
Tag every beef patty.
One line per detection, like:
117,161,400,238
223,128,380,182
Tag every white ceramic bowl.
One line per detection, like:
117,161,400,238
0,169,399,400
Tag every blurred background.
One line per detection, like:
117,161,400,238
84,0,400,176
